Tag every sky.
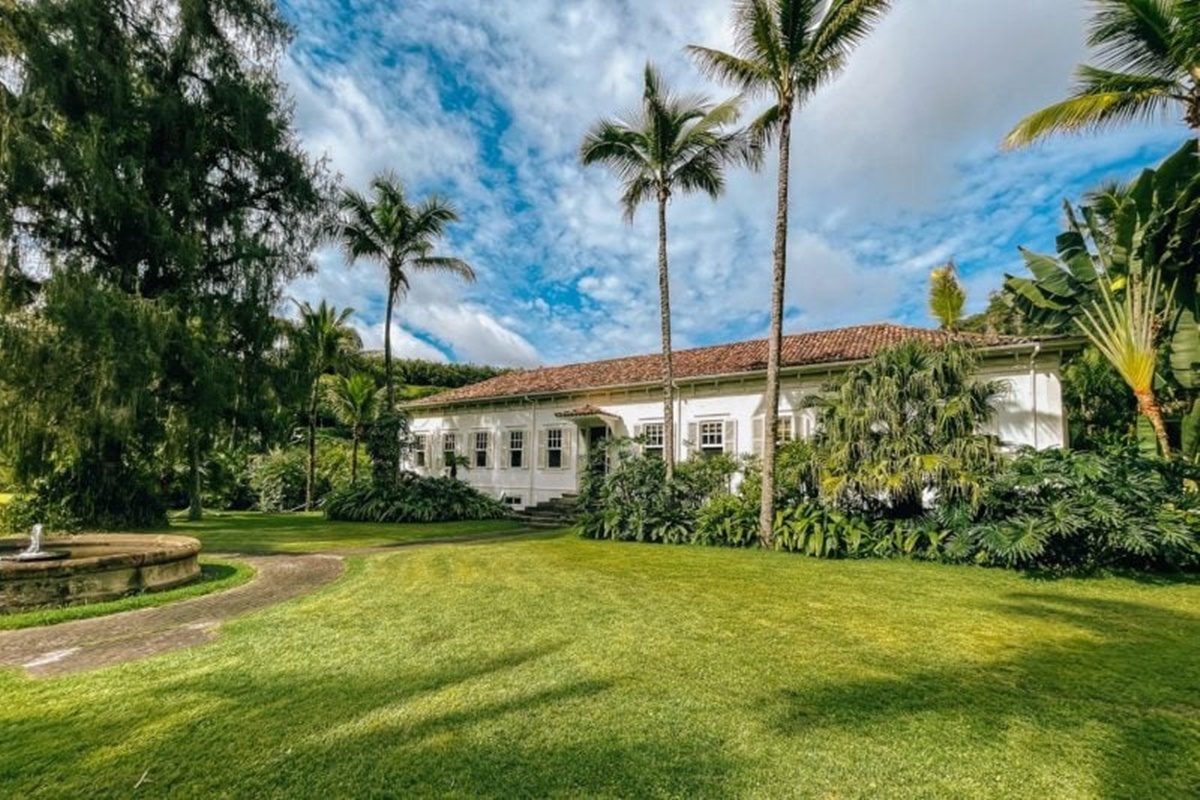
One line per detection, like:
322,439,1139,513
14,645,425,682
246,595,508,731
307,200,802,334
279,0,1186,369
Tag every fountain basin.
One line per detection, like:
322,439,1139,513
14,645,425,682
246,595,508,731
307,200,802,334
0,534,201,612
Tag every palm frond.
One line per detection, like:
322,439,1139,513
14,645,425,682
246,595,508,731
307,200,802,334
411,256,476,283
1003,80,1177,149
686,45,774,95
1088,0,1178,76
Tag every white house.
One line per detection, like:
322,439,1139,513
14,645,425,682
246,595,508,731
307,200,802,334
403,323,1074,511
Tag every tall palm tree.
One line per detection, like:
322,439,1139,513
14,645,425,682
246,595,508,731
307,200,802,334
689,0,893,546
1004,0,1200,149
580,63,751,480
291,300,361,511
326,371,382,483
329,173,474,408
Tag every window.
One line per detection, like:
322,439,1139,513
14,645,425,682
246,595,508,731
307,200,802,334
777,416,794,443
547,428,564,469
538,427,571,470
502,495,522,506
442,432,457,465
642,422,664,457
473,431,490,469
508,429,526,469
413,434,428,468
690,419,735,458
699,421,724,452
753,415,799,456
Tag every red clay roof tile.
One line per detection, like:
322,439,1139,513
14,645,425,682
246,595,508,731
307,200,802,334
408,323,1041,409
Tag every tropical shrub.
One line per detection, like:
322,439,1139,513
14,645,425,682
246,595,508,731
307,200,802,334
964,445,1200,571
814,341,1003,517
323,475,506,523
578,439,738,543
247,439,354,512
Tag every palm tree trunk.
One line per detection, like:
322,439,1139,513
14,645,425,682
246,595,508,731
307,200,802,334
306,386,318,511
657,189,676,480
759,104,793,549
1136,389,1172,458
384,276,397,410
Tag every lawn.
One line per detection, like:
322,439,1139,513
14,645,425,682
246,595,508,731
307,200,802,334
2,531,1198,797
164,511,528,554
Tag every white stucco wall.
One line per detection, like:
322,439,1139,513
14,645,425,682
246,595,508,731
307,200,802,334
407,351,1066,510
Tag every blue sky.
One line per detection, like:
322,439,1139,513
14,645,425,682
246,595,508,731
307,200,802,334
281,0,1185,368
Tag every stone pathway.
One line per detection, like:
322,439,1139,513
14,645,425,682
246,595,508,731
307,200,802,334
0,554,344,678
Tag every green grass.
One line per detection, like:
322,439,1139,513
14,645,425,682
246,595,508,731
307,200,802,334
164,511,527,554
0,559,254,631
1,532,1198,797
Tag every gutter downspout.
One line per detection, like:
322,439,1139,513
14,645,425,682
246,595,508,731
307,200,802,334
1029,342,1041,449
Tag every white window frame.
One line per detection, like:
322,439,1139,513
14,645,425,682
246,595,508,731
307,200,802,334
505,429,527,470
638,421,665,457
538,426,572,470
472,430,491,469
688,418,737,457
441,432,458,469
413,433,429,469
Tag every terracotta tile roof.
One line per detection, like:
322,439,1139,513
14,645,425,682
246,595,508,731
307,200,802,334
408,323,1046,409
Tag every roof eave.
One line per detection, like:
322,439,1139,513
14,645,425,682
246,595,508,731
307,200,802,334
404,336,1080,414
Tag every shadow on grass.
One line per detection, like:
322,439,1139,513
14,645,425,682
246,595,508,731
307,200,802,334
767,593,1200,797
1,641,734,797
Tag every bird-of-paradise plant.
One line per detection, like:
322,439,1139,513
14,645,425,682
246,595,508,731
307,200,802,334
329,173,474,409
688,0,893,546
1076,268,1175,457
291,300,361,510
580,62,751,480
325,371,382,484
1004,0,1200,149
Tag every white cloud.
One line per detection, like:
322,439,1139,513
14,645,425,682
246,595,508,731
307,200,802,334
278,0,1186,366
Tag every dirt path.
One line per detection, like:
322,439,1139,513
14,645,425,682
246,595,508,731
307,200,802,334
0,554,344,678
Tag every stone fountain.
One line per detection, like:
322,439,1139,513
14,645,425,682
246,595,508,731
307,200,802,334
0,525,68,562
0,525,201,612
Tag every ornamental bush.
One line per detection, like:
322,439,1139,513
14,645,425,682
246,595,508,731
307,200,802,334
323,474,507,523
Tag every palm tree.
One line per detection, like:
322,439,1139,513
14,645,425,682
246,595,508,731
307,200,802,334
329,173,474,408
326,371,382,483
1004,0,1200,149
1076,268,1174,456
929,260,966,330
291,300,361,511
580,63,750,480
689,0,893,546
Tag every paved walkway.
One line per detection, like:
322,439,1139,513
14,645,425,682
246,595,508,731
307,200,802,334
0,554,344,678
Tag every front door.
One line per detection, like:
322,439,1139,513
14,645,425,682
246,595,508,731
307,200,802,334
586,425,610,475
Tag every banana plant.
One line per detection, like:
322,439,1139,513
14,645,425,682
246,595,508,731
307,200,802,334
1004,139,1200,456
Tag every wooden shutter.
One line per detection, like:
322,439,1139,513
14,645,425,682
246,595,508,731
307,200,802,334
723,419,737,454
432,434,443,469
500,431,510,470
537,429,548,469
687,422,698,454
752,417,764,457
562,427,573,465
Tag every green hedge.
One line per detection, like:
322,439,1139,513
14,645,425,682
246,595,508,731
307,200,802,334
324,475,508,523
